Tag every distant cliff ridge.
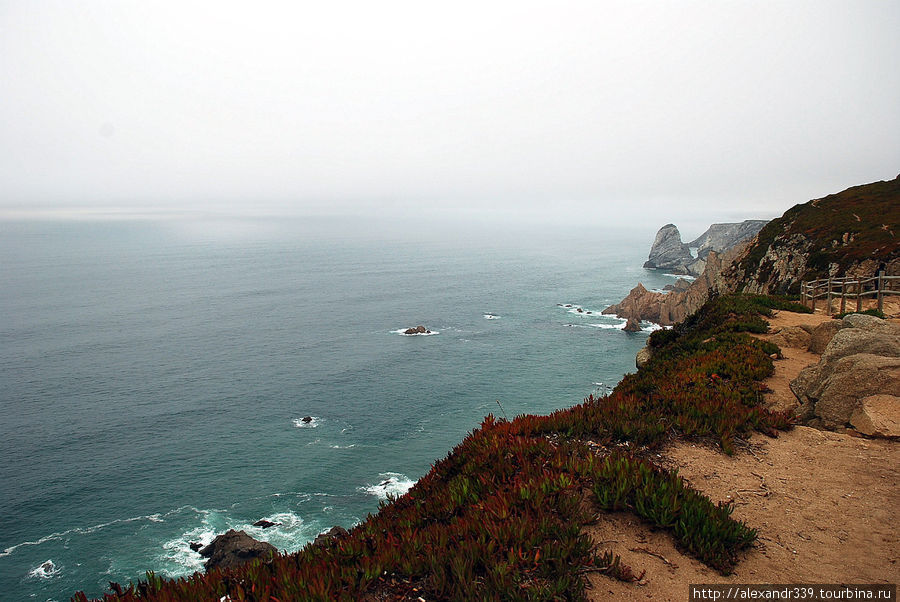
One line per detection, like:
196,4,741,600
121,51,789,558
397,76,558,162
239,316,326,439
643,220,768,277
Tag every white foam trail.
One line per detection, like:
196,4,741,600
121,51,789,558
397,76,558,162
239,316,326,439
329,444,356,449
1,506,202,558
483,314,500,320
292,416,320,428
361,472,416,500
664,273,696,280
27,559,60,580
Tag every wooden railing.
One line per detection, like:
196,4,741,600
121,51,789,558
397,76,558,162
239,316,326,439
800,273,898,314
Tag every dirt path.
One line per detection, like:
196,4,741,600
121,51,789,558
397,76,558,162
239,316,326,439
585,309,900,600
585,429,900,600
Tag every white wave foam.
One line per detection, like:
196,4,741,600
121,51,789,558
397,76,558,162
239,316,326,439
589,321,627,330
1,506,202,558
562,304,600,316
391,328,439,336
329,444,356,449
361,472,416,500
27,559,60,580
483,313,500,320
292,416,319,428
663,273,696,280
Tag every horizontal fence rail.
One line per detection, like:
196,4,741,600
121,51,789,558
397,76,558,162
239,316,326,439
800,273,898,315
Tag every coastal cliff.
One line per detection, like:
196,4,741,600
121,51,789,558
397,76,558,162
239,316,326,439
723,175,900,294
643,220,767,277
74,176,900,601
608,176,900,326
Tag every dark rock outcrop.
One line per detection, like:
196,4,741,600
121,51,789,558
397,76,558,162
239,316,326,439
199,529,277,572
403,325,431,335
312,525,349,547
253,519,280,529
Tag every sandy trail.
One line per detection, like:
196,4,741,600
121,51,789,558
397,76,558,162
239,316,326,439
586,309,900,600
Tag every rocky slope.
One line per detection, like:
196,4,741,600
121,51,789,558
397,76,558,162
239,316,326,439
610,176,900,324
723,175,900,294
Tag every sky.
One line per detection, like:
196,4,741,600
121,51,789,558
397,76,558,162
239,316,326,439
2,1,899,229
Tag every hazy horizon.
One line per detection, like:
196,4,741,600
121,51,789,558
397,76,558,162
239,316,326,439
2,1,899,230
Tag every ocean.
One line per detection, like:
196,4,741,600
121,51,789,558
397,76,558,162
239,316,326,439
0,215,681,600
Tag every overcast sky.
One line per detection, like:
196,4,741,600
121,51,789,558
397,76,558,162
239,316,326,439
2,1,899,227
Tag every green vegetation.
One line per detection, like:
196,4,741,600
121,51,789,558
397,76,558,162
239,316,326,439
75,295,795,601
833,308,886,320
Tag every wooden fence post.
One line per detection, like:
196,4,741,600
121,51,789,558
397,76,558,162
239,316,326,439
840,279,847,315
878,271,884,312
857,279,863,312
826,278,833,315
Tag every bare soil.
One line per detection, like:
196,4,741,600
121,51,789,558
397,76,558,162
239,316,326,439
585,309,900,600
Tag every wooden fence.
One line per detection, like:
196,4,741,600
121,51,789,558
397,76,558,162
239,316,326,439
800,273,898,315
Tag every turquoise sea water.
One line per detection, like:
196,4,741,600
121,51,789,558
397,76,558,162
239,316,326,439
0,216,681,600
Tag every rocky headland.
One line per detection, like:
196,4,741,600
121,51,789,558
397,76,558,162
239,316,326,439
643,220,767,277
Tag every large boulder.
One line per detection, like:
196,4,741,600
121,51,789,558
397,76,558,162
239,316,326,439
808,321,844,354
199,529,277,572
842,313,900,335
796,354,900,429
768,325,811,350
850,394,900,438
820,328,900,365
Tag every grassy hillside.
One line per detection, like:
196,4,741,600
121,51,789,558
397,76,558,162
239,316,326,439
75,295,809,601
732,175,900,293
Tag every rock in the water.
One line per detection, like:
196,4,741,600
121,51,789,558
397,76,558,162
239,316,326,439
850,394,900,438
199,529,277,572
313,525,349,547
403,325,431,335
253,519,280,529
623,317,642,332
300,416,313,424
189,541,203,552
643,224,694,273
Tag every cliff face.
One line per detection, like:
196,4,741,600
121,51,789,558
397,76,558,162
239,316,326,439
643,224,695,274
643,220,770,277
604,244,746,326
688,220,768,260
722,175,900,295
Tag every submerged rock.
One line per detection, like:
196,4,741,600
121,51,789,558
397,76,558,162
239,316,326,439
199,529,277,572
253,519,280,529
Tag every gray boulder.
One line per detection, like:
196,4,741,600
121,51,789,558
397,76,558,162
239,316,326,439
200,529,277,572
842,313,900,335
820,328,900,365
